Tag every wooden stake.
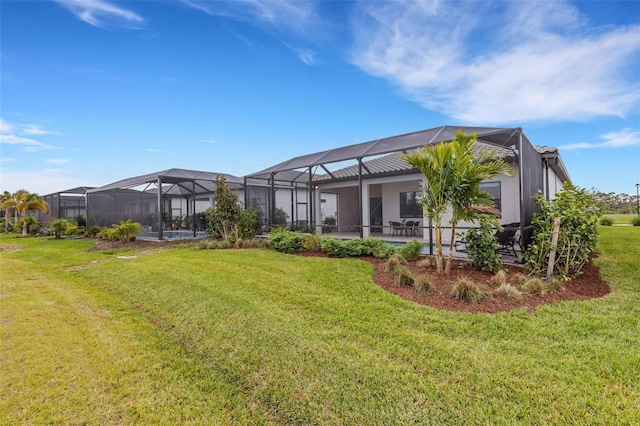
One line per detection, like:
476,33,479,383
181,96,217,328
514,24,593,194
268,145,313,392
546,217,561,281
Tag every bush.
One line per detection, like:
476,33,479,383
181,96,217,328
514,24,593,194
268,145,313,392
384,253,406,273
451,277,484,303
490,270,507,285
302,233,322,252
87,226,101,238
416,257,433,268
509,272,527,286
356,237,396,258
206,175,256,243
465,221,503,272
632,216,640,226
599,216,614,226
393,265,415,286
51,218,69,239
113,219,143,243
522,277,545,295
494,283,523,300
414,274,432,293
320,237,362,257
267,228,305,254
396,239,424,261
523,182,599,280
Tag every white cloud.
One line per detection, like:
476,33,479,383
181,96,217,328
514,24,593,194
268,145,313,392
0,118,57,151
0,134,54,152
54,0,144,29
21,124,61,136
46,158,71,165
201,139,217,144
350,1,640,124
283,42,319,66
182,0,317,34
148,148,170,154
0,118,14,134
561,128,640,150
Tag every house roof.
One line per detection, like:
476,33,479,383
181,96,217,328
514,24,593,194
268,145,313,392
87,168,244,195
43,186,95,197
247,125,523,179
536,146,571,182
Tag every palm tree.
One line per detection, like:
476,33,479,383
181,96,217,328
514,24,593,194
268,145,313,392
2,190,49,237
1,191,15,233
403,131,512,274
444,132,512,273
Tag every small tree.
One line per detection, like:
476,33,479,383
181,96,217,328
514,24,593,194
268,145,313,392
206,175,256,244
523,182,600,280
51,218,70,239
113,219,143,243
403,131,512,273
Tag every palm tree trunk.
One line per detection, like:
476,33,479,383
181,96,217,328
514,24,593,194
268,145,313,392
434,224,443,273
445,224,456,274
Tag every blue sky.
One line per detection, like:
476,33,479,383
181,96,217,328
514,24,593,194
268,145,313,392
1,0,639,196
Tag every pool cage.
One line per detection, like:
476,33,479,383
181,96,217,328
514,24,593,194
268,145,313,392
86,169,244,240
39,186,94,226
246,126,568,250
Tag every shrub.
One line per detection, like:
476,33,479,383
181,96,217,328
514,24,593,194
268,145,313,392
465,221,503,272
451,277,484,303
384,253,406,273
632,216,640,226
393,265,415,286
599,216,614,226
522,277,545,296
87,226,101,238
51,218,69,239
267,228,305,254
523,182,599,280
112,219,143,243
544,278,564,293
396,239,424,261
320,237,364,257
509,272,527,286
302,233,321,252
490,270,507,286
357,237,396,258
494,283,523,300
417,257,433,268
414,274,432,293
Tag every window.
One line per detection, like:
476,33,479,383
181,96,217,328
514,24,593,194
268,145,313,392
480,182,501,211
400,191,423,218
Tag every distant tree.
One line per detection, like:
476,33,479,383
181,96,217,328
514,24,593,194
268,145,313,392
1,191,16,233
2,190,49,236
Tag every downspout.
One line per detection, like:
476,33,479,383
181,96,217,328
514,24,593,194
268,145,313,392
545,159,550,200
358,158,363,238
157,175,163,241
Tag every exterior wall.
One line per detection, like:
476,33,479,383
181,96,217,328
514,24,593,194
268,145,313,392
544,165,564,199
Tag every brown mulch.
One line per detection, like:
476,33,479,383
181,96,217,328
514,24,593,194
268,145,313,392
300,252,611,314
87,238,611,314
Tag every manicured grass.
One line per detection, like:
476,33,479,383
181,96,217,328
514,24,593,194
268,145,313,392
1,231,639,424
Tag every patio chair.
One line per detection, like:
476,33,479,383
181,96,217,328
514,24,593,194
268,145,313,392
405,220,420,236
495,225,520,257
389,221,403,236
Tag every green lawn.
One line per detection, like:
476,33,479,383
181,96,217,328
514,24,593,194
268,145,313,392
604,213,639,225
1,230,639,424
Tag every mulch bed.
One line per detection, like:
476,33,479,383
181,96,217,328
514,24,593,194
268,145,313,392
88,238,611,314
